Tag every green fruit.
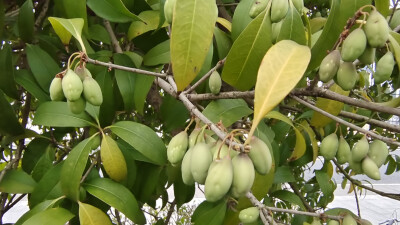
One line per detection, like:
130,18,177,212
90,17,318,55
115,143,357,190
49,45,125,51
358,46,375,65
209,71,222,94
336,136,351,164
231,153,255,198
74,65,92,81
360,219,373,225
101,136,128,182
368,140,388,168
239,207,260,224
341,28,367,62
62,69,83,102
83,76,103,106
189,129,202,148
310,218,322,225
364,10,389,47
164,0,176,24
336,62,357,91
190,143,213,184
272,20,283,43
212,140,238,160
291,0,303,13
349,155,363,174
49,77,65,101
352,136,369,162
319,133,339,160
167,131,188,165
362,157,381,180
271,0,289,22
248,137,273,175
67,97,86,114
374,51,395,84
204,156,233,202
181,148,195,185
327,220,340,225
319,50,341,82
342,214,357,225
249,0,270,18
91,135,101,150
390,10,400,29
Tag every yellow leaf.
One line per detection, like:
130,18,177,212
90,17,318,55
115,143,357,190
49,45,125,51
248,40,311,141
100,135,127,182
78,202,112,225
216,17,232,32
48,19,72,45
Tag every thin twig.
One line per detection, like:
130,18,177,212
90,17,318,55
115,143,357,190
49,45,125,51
164,201,176,225
187,90,254,101
103,20,123,53
353,185,361,217
34,0,50,29
288,182,314,212
338,111,400,133
115,209,123,225
388,0,400,24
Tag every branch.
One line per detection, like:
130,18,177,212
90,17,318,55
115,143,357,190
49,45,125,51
187,90,254,101
34,0,50,29
338,111,400,133
164,201,176,225
288,182,314,212
103,20,123,53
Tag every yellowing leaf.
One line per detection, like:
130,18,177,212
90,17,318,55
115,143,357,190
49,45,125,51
48,17,86,52
216,17,231,32
171,0,217,91
100,135,127,182
248,40,311,140
128,10,167,40
78,202,112,225
299,120,319,163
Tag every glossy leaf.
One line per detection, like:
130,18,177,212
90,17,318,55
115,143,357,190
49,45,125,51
0,44,18,99
389,32,400,71
21,138,51,174
21,208,74,225
0,170,37,193
33,101,96,127
276,3,307,45
315,170,333,197
159,94,190,132
15,69,50,102
114,53,136,111
18,0,34,43
309,17,327,34
202,99,253,127
216,17,232,32
0,90,24,136
15,197,65,225
271,190,306,210
128,10,166,40
83,178,145,224
143,39,170,66
170,0,218,91
273,166,295,184
231,0,254,40
109,121,167,165
249,40,311,140
221,10,272,91
87,0,143,23
78,202,112,225
134,70,155,115
95,69,115,127
191,200,226,225
55,0,89,35
299,120,319,163
375,0,390,17
89,24,111,44
214,27,232,59
48,17,85,52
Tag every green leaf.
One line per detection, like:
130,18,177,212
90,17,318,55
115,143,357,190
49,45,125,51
271,190,306,210
15,69,50,102
128,10,166,40
173,168,195,208
192,200,227,225
214,27,232,59
231,0,254,40
25,44,60,92
22,138,51,174
309,17,327,34
87,0,143,23
221,10,272,91
375,0,390,17
78,202,112,225
389,32,400,71
31,146,55,181
83,178,145,224
134,70,155,115
249,40,310,140
159,94,190,132
48,17,86,52
0,44,19,99
385,156,396,175
0,170,37,193
170,0,218,91
202,99,253,127
276,3,306,45
310,84,349,127
15,197,65,225
33,101,96,127
113,53,136,111
95,69,115,127
110,121,167,165
61,138,95,201
0,90,24,136
21,208,74,225
88,24,111,44
18,0,34,43
273,166,295,184
315,170,333,197
143,39,170,66
54,0,89,35
299,120,319,163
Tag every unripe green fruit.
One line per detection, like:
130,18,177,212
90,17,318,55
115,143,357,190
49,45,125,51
181,148,195,185
83,76,103,106
342,214,357,225
341,28,367,62
364,10,389,47
189,129,202,148
310,218,322,225
271,0,289,22
62,69,83,102
91,135,101,150
212,140,238,160
327,220,340,225
209,71,222,94
231,154,255,198
336,62,357,91
319,133,339,160
272,20,283,43
164,0,176,24
67,97,86,114
101,136,128,182
49,77,65,101
190,143,213,184
374,51,395,84
249,0,269,18
368,140,388,168
360,219,373,225
362,157,381,180
352,136,369,162
390,10,400,29
349,155,363,174
291,0,303,13
239,207,259,224
248,137,273,175
358,46,376,65
319,50,341,82
204,156,233,202
167,131,188,165
74,65,92,81
336,136,351,164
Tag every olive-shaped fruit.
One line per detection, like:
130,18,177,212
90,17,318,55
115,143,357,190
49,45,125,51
181,148,195,185
62,69,83,102
341,28,367,62
212,140,238,160
164,0,176,24
204,156,233,202
239,207,260,224
291,0,304,13
336,136,351,164
319,133,339,160
352,136,369,162
249,0,270,18
67,97,86,114
349,155,363,174
342,214,357,225
167,131,188,165
189,129,202,148
362,157,381,180
327,220,340,225
319,50,341,82
231,153,255,198
49,77,65,101
74,65,92,81
209,71,222,94
336,62,357,91
374,51,395,84
272,20,283,43
358,46,376,65
248,137,273,175
101,136,128,182
364,10,389,47
271,0,289,22
190,143,213,184
368,140,388,168
390,10,400,29
310,218,322,225
83,76,103,106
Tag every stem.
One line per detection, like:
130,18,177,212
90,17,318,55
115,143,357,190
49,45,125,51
164,201,176,225
353,185,361,217
103,20,123,54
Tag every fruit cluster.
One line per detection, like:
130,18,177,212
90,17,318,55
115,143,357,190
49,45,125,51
319,9,394,89
49,65,103,114
167,129,273,202
320,133,389,180
249,0,303,19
